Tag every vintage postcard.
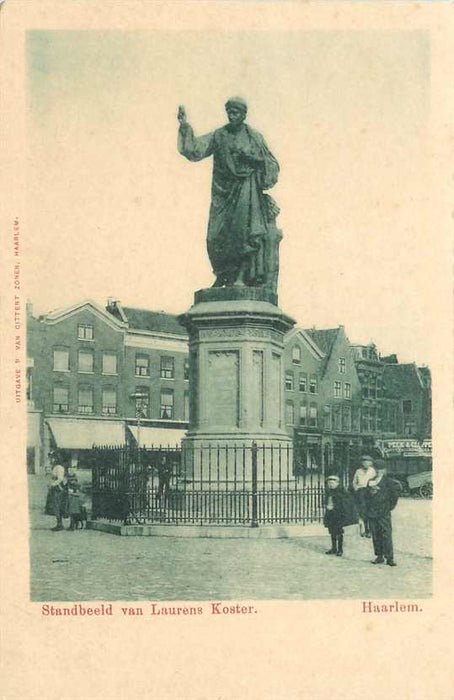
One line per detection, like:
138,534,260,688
1,1,453,699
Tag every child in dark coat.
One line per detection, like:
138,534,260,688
324,475,358,556
66,469,85,530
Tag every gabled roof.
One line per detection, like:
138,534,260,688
304,327,341,374
40,299,126,332
284,327,325,361
382,363,424,397
121,307,188,337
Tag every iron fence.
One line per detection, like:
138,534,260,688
92,443,325,527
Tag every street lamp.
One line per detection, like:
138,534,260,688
129,392,148,456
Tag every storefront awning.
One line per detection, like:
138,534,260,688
128,426,186,448
46,418,125,449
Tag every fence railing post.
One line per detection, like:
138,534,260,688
251,441,258,528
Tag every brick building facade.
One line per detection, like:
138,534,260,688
27,299,432,477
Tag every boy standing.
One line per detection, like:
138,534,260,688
324,475,358,557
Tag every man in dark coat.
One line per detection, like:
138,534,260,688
366,460,400,566
324,475,358,557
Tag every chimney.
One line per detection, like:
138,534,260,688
26,300,34,317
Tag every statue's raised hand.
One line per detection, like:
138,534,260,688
177,105,187,124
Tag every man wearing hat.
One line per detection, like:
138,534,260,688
324,474,358,557
177,98,280,290
366,460,400,566
352,455,376,538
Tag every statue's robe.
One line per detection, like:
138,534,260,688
178,122,279,286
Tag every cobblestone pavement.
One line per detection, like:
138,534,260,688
29,477,431,602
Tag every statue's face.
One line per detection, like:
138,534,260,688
226,106,246,125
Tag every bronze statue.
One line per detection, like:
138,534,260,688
178,98,281,292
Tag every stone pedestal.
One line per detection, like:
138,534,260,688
178,287,295,482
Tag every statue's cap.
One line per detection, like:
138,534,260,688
225,97,248,114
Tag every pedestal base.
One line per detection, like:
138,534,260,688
178,287,296,483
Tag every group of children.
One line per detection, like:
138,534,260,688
46,451,87,531
324,455,400,566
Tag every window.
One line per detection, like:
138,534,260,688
160,356,174,379
403,400,412,415
53,349,69,372
285,371,294,391
309,403,317,427
78,349,94,373
344,382,351,399
160,389,174,419
299,403,307,426
102,352,117,375
342,406,351,432
285,401,294,425
309,375,318,394
26,367,33,401
184,391,189,421
352,406,361,432
184,358,190,381
134,387,149,418
338,358,346,374
299,373,307,393
334,381,342,398
102,388,117,415
370,407,377,432
333,405,342,431
324,405,332,431
78,386,94,414
53,386,69,413
362,407,370,433
292,346,301,364
135,354,150,377
78,324,94,340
